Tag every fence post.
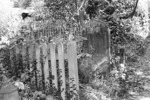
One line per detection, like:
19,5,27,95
67,41,79,100
58,43,66,100
50,43,58,89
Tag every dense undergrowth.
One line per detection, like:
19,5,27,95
0,0,150,100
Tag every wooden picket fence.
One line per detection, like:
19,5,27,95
10,40,79,100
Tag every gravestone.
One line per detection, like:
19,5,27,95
82,20,110,63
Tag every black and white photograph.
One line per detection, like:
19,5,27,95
0,0,150,100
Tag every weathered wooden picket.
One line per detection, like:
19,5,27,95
10,40,79,100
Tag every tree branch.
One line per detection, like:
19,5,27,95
120,0,139,19
77,0,87,15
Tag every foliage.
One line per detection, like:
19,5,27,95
77,0,150,99
0,0,150,100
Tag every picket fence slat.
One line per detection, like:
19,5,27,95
67,41,79,99
50,43,58,89
33,44,38,89
58,43,66,100
22,45,26,67
73,42,79,91
36,46,42,74
9,48,13,69
29,45,34,72
36,45,42,89
42,43,49,84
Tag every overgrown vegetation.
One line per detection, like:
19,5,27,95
0,0,150,100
